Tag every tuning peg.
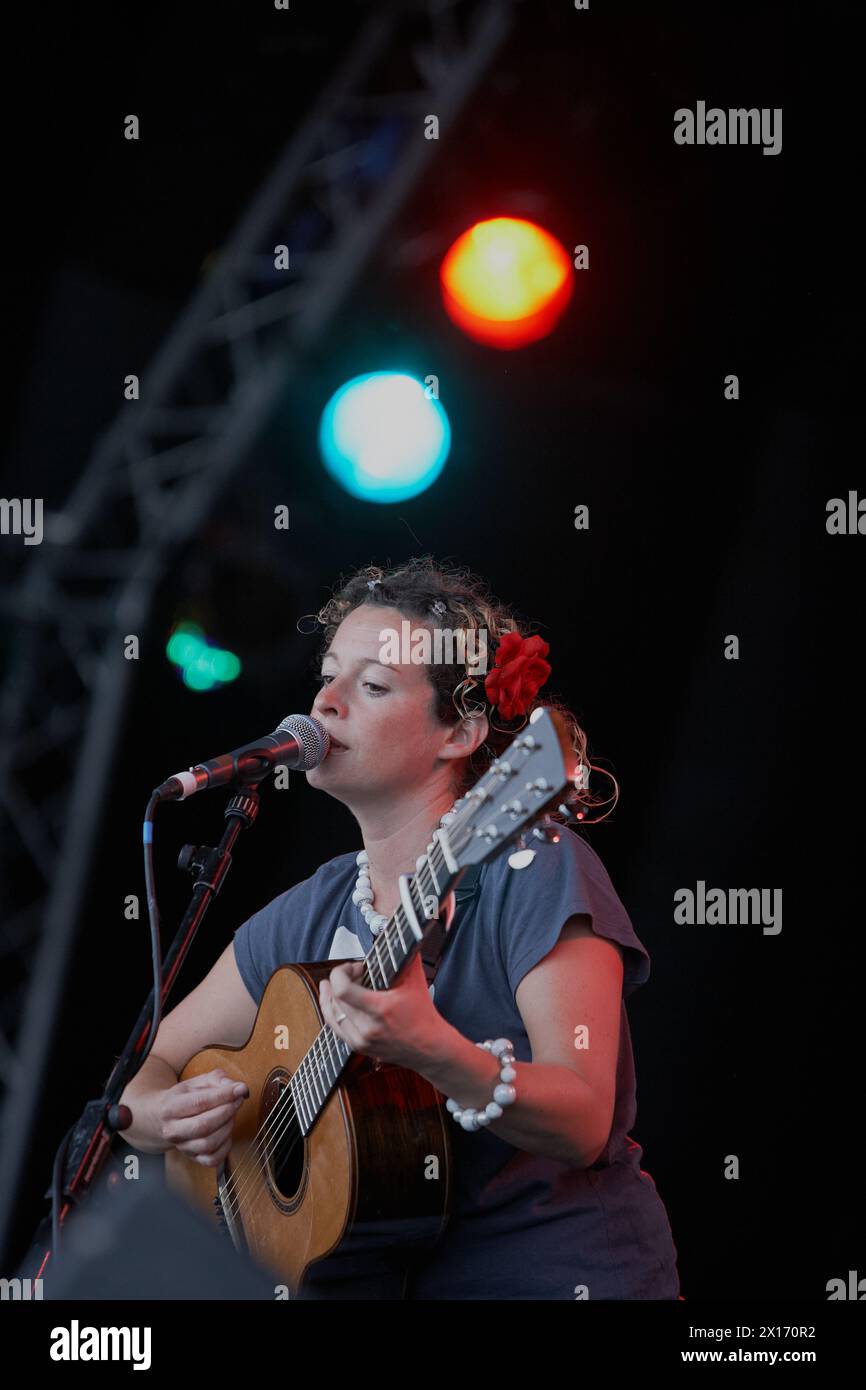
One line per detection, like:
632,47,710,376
531,818,561,844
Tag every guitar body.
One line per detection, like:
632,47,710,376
165,959,453,1295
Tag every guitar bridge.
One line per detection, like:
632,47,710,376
212,1191,229,1234
214,1169,246,1256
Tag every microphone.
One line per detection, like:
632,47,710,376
153,714,330,801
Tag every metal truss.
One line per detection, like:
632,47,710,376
0,0,518,1260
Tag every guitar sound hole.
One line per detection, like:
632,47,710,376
262,1073,305,1199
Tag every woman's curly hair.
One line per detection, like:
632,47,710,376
300,555,616,821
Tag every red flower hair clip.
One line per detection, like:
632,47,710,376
484,632,551,721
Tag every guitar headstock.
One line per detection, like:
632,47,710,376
444,707,581,869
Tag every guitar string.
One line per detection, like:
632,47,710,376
219,828,463,1222
218,833,465,1224
220,737,540,1224
219,739,539,1228
218,833,460,1224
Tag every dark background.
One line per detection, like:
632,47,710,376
1,0,861,1297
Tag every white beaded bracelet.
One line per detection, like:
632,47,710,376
445,1037,517,1132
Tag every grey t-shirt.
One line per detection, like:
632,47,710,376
232,825,680,1300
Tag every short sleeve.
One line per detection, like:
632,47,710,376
232,890,293,1005
495,827,651,1000
231,851,358,1004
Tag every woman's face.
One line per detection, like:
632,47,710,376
306,603,481,808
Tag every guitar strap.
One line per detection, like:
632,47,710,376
420,862,485,988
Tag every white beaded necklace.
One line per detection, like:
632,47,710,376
352,795,468,935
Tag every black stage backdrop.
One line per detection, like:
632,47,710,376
0,0,861,1313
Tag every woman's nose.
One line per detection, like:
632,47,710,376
314,682,344,715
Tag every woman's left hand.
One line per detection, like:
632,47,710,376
319,950,448,1068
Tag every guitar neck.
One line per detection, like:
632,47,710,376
360,832,461,989
289,831,460,1134
287,711,575,1136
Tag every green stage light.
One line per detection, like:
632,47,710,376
167,621,242,692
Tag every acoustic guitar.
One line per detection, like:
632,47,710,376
164,707,578,1293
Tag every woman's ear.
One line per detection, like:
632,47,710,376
447,712,489,757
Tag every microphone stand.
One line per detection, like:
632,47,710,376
24,785,263,1285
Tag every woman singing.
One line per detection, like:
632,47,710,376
120,555,681,1300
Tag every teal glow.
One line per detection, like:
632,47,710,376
167,621,241,692
318,372,451,503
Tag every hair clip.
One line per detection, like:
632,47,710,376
430,599,447,617
367,578,382,590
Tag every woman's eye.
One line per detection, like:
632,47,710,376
318,674,387,695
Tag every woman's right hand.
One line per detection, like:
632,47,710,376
157,1068,249,1167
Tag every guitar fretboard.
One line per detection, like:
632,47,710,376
279,727,560,1137
288,833,460,1133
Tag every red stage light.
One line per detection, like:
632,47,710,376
440,217,574,349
